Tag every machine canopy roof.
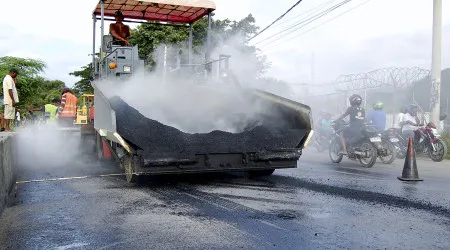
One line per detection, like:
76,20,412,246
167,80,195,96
93,0,216,24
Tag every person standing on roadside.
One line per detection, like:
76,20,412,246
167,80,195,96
16,108,21,127
2,68,19,132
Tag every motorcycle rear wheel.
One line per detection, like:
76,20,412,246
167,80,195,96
358,142,378,168
379,140,396,164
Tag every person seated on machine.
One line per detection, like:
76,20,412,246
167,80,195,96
109,10,131,46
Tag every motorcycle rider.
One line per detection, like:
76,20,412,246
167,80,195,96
319,111,333,137
395,105,409,130
366,101,386,131
401,104,422,143
334,94,365,155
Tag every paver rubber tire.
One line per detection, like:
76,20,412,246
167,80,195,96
248,169,275,177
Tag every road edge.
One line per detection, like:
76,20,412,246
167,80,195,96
0,133,17,218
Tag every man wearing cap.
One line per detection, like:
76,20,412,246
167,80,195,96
110,10,131,46
2,68,19,132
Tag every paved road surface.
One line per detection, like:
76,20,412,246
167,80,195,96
0,145,449,249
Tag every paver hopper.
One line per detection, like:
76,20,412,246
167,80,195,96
90,0,314,182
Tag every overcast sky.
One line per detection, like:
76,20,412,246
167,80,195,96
1,0,449,92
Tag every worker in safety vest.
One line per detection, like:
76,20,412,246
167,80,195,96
57,88,78,127
27,98,60,125
44,98,60,123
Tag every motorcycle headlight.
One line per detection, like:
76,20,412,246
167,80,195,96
123,65,131,73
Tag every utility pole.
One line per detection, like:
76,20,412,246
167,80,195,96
430,0,442,126
311,52,315,85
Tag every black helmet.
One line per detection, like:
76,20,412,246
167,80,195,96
349,94,362,106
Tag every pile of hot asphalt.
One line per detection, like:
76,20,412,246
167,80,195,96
109,96,306,160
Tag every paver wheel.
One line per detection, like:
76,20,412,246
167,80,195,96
122,155,143,183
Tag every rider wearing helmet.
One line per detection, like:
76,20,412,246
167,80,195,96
366,101,386,131
335,94,365,154
401,104,422,142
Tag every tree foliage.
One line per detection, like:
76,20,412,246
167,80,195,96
70,63,94,94
0,56,67,110
70,14,271,91
128,14,269,76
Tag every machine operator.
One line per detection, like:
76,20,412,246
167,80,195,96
110,10,131,46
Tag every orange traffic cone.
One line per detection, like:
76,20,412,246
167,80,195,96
398,137,423,182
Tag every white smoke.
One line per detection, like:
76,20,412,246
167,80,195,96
96,33,295,134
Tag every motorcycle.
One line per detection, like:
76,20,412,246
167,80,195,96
312,129,333,152
329,120,384,168
396,122,448,162
382,128,405,159
375,128,397,164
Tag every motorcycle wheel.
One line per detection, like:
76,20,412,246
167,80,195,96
358,141,378,168
427,139,448,162
379,140,396,164
329,138,343,163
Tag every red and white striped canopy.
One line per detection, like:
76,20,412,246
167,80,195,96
93,0,216,24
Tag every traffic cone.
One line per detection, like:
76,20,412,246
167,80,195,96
397,137,423,182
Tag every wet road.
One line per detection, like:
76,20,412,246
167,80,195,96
1,149,450,249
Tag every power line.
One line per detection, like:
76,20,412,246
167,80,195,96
247,0,305,42
259,0,352,47
288,82,336,87
270,0,337,29
255,0,352,47
263,0,372,50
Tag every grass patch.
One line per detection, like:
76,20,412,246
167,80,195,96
441,131,450,160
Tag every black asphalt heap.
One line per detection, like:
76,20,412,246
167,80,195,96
109,96,307,160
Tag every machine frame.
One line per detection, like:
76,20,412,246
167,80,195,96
92,0,216,79
90,0,313,183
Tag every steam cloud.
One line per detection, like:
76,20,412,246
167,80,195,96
96,33,295,134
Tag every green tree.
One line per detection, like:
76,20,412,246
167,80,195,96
0,56,68,110
128,14,269,76
39,79,66,102
70,63,94,94
0,56,46,109
71,14,270,86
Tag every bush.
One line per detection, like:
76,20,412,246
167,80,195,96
442,131,450,160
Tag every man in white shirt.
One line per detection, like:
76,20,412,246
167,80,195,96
394,105,408,130
2,68,19,132
401,104,422,142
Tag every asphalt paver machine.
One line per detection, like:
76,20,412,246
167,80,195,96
90,0,314,183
